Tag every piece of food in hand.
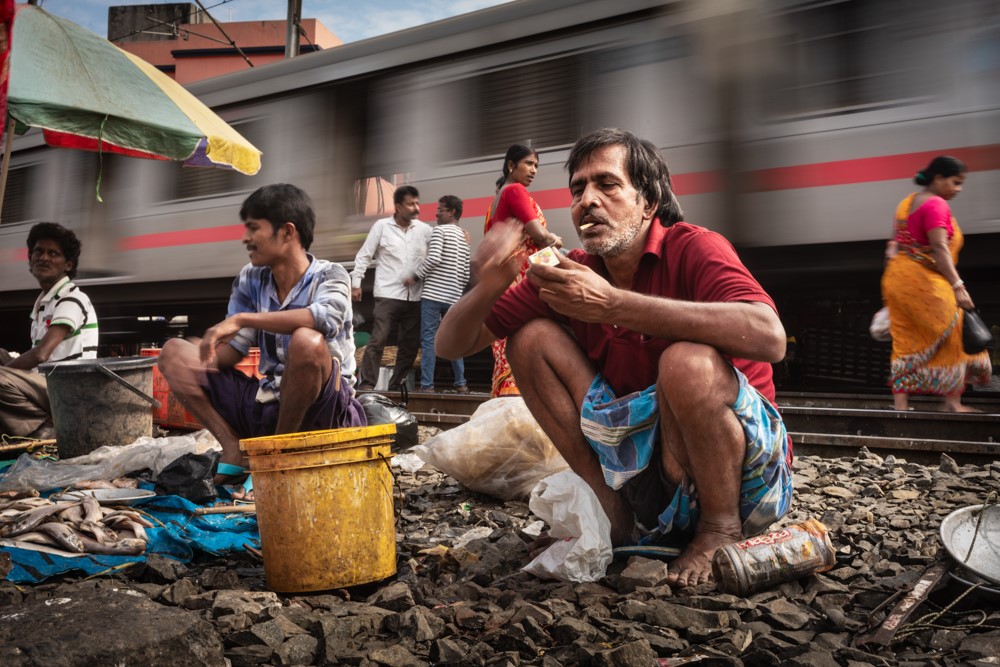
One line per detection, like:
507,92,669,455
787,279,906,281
528,246,561,267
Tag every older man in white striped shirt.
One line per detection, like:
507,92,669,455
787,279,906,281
404,195,471,392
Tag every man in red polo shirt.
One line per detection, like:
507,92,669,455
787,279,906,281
436,128,793,588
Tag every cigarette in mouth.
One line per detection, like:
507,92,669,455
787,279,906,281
579,222,595,230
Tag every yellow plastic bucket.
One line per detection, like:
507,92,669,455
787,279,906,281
239,424,398,593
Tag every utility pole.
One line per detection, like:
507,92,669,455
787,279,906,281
285,0,301,59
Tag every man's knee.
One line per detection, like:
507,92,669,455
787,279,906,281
159,338,194,381
288,327,326,355
657,342,734,408
506,319,565,369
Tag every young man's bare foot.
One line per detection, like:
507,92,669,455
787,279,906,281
665,527,742,588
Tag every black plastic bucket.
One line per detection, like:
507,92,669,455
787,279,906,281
39,356,159,459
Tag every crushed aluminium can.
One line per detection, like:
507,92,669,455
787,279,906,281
712,518,837,596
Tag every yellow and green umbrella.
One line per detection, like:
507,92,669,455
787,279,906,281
6,4,261,175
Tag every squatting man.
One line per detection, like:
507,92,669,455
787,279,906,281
436,128,794,586
159,184,366,501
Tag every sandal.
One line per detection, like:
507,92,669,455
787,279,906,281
215,462,254,502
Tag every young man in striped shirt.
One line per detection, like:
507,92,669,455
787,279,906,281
0,223,99,439
404,195,471,392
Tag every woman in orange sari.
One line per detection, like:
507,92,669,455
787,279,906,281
484,144,562,397
881,156,991,411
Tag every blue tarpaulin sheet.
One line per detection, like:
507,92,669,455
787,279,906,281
1,495,259,584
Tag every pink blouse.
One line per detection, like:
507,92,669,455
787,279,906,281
904,196,953,246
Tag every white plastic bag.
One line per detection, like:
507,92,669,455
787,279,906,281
869,307,891,342
411,397,568,500
522,470,613,582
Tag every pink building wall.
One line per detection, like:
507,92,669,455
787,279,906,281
119,19,341,84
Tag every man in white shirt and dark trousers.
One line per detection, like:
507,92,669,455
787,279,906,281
0,223,99,439
351,185,432,391
404,195,471,393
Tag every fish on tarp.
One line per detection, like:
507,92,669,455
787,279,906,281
58,503,85,525
1,501,80,537
103,515,148,542
33,521,85,553
76,534,146,556
80,495,102,524
79,520,118,544
0,497,51,513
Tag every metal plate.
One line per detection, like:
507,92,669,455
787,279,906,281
940,504,1000,585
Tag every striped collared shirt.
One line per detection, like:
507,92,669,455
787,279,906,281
413,223,470,305
29,276,99,363
228,255,357,398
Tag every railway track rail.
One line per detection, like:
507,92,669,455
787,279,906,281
381,389,1000,465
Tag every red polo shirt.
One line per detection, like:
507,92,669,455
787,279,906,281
485,221,778,402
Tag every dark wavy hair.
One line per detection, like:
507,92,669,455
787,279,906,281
27,222,82,279
565,128,684,226
502,144,539,181
240,184,316,251
438,195,463,220
914,156,966,186
393,185,419,205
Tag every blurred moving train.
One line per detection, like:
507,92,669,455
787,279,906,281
1,0,997,388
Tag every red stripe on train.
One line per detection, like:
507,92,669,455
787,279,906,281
117,224,244,251
120,145,999,251
750,145,1000,192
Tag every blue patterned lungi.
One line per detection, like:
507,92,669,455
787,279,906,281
580,367,793,544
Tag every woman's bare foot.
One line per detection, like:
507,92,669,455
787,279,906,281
666,527,742,588
945,403,982,413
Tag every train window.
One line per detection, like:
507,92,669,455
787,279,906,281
440,56,585,160
164,120,264,201
762,0,930,117
0,163,40,224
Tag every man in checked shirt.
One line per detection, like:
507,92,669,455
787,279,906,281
159,184,366,499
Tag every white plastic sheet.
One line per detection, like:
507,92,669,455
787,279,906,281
0,430,220,493
522,470,613,582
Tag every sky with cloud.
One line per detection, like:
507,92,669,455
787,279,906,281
27,0,514,42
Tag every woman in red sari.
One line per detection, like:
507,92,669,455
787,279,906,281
484,144,562,397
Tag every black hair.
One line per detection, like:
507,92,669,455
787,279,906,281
914,156,967,186
438,195,463,220
240,184,316,251
393,185,419,205
27,222,82,279
565,128,684,226
502,144,539,180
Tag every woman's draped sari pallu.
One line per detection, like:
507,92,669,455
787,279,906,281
881,193,991,395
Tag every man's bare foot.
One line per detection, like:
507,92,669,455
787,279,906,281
666,528,742,588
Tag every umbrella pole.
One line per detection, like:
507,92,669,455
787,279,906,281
0,117,15,223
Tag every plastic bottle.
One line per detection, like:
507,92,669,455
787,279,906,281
711,518,837,596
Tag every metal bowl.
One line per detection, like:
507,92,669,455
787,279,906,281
55,488,155,506
940,504,1000,585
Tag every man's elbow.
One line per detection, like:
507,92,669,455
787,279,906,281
435,335,459,361
762,319,788,363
